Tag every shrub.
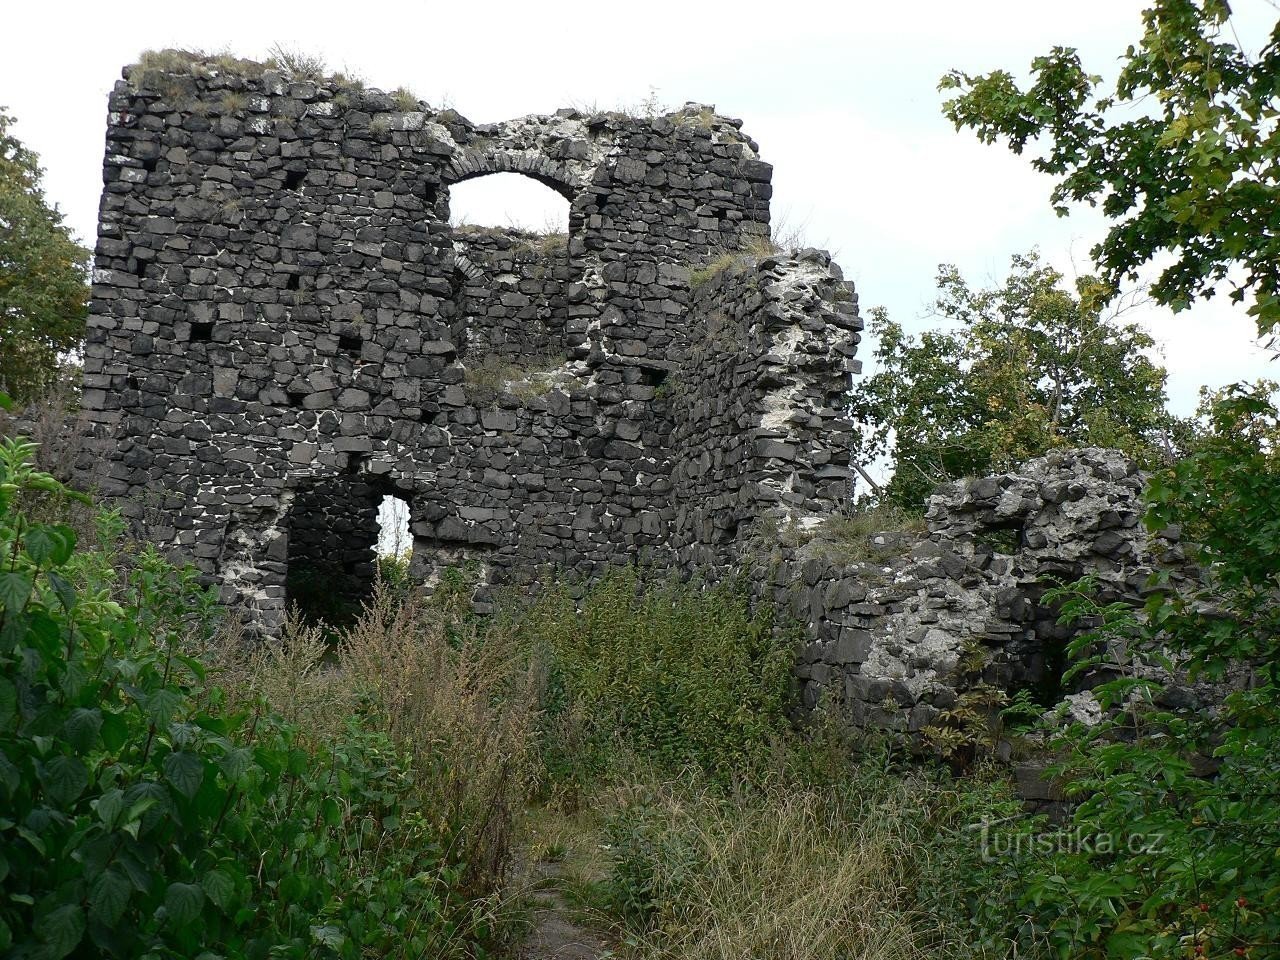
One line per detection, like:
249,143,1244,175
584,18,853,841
972,383,1280,959
520,568,796,784
0,438,500,958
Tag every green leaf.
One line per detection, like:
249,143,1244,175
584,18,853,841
143,688,182,725
0,572,33,613
163,750,204,799
163,881,204,927
47,525,76,565
89,868,132,926
34,903,85,960
217,746,253,783
202,869,235,912
23,525,66,567
94,788,124,828
311,925,345,949
63,707,103,753
42,754,89,806
100,712,129,752
0,677,16,734
321,796,342,827
45,570,76,611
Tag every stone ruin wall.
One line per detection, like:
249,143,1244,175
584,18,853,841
81,55,1200,746
81,57,856,634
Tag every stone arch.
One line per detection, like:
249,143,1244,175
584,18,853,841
443,149,581,199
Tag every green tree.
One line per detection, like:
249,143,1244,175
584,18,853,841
940,0,1280,337
0,108,88,405
849,252,1177,511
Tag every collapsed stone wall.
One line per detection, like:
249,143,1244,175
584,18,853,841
81,55,851,633
771,448,1200,732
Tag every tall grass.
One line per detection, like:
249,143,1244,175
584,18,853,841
518,568,796,786
204,566,1027,960
212,580,543,912
611,778,927,959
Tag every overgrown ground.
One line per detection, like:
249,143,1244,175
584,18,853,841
3,397,1278,958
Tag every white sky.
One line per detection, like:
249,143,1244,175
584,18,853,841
5,0,1277,418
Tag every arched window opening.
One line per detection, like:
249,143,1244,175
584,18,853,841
376,493,413,588
448,172,570,235
447,173,577,369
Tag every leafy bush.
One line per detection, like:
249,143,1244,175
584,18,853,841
961,383,1280,959
0,438,500,958
519,568,795,784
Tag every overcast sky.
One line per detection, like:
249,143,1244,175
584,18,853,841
5,0,1276,417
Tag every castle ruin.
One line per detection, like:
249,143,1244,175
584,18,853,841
83,55,1198,742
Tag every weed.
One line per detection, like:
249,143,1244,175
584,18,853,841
689,235,778,289
463,355,567,402
391,86,420,111
796,501,929,563
267,43,327,82
521,568,796,784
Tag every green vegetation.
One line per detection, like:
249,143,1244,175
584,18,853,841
520,569,795,784
941,0,1280,337
851,251,1181,511
689,235,777,289
462,354,567,402
0,111,88,406
756,501,929,564
390,86,420,112
0,439,530,958
1016,385,1280,959
4,406,1277,958
513,569,1026,960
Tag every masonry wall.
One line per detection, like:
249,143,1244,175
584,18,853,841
762,448,1206,736
82,55,850,633
670,250,862,571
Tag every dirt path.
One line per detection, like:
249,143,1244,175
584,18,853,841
517,860,615,960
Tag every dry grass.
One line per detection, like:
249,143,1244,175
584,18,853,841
689,235,778,289
619,779,935,960
391,86,420,111
212,581,544,898
462,354,567,402
267,44,327,82
131,48,276,97
766,501,928,564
